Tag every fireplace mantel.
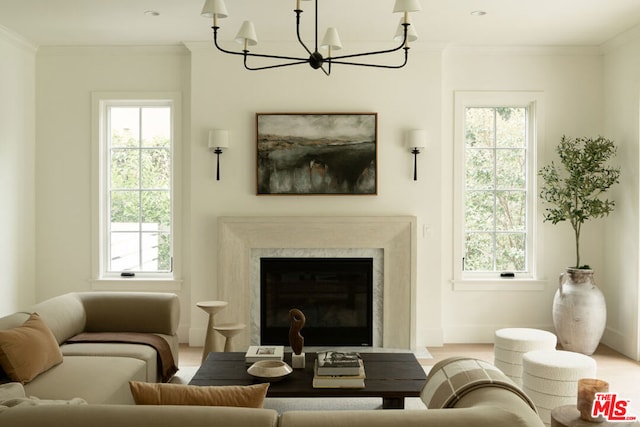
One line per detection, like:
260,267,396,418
217,216,417,349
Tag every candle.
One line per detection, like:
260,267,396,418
577,378,609,422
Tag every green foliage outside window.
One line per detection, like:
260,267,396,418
464,107,528,273
108,106,172,272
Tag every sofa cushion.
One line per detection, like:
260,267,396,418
61,343,159,382
0,404,280,427
0,313,63,384
28,293,86,344
24,356,146,404
0,383,25,401
129,381,269,408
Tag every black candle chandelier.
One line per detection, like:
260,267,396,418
201,0,421,76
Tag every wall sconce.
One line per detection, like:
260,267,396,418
208,129,229,181
406,130,427,181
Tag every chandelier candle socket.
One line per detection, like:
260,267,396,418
200,0,422,75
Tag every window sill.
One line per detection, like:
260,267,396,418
452,279,547,292
91,278,182,292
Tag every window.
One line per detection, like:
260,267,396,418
454,92,542,281
93,93,181,280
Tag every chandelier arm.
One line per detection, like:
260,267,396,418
243,55,311,71
328,23,409,62
327,48,409,69
213,27,307,62
294,10,313,56
314,0,319,53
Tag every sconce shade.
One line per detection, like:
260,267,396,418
208,129,229,149
235,21,259,46
321,27,343,50
394,18,419,42
393,0,422,13
201,0,228,18
406,129,427,149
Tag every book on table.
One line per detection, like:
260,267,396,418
316,351,362,376
245,345,284,364
313,360,366,389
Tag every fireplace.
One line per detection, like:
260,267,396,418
217,216,417,350
260,257,374,346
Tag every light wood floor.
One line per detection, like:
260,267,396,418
179,343,640,412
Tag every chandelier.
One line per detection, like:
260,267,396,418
201,0,421,75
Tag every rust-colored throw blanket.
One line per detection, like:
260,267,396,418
65,332,178,382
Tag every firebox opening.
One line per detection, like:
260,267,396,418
260,257,374,346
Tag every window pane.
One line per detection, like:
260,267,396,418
495,233,526,270
104,101,173,274
140,232,171,272
141,107,171,147
110,107,140,148
496,107,526,148
110,191,139,223
465,191,494,231
496,149,526,189
496,191,526,231
141,148,170,189
110,149,139,189
461,103,530,274
141,191,170,230
465,108,495,148
110,231,140,271
464,233,493,271
465,149,494,189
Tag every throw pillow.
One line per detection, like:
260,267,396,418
129,381,269,408
0,313,63,384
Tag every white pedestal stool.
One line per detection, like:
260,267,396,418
522,350,597,426
196,300,228,363
494,328,557,386
213,323,246,352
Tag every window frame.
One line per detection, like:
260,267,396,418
453,91,544,287
91,92,182,285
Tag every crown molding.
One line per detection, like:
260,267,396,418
0,25,37,53
443,44,602,57
601,23,640,53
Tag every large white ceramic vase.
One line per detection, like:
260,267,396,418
552,268,606,355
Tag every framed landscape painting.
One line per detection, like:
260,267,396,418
256,113,378,195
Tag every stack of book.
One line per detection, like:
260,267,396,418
313,351,365,388
245,345,284,364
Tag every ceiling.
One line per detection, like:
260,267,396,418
1,0,640,48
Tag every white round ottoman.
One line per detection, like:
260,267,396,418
522,350,596,426
494,328,557,386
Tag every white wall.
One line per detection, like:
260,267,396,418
602,28,640,360
440,47,606,343
29,40,637,356
0,27,36,315
34,46,192,337
186,42,444,347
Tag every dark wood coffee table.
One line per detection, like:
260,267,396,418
189,351,427,409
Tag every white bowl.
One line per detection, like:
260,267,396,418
247,360,293,382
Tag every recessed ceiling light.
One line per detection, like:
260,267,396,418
470,10,487,16
144,10,160,17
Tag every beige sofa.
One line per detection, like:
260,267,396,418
0,292,180,404
0,292,544,427
0,380,543,427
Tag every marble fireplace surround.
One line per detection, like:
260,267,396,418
217,216,417,350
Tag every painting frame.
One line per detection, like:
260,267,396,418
256,113,378,195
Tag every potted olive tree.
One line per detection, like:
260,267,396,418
538,135,620,355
